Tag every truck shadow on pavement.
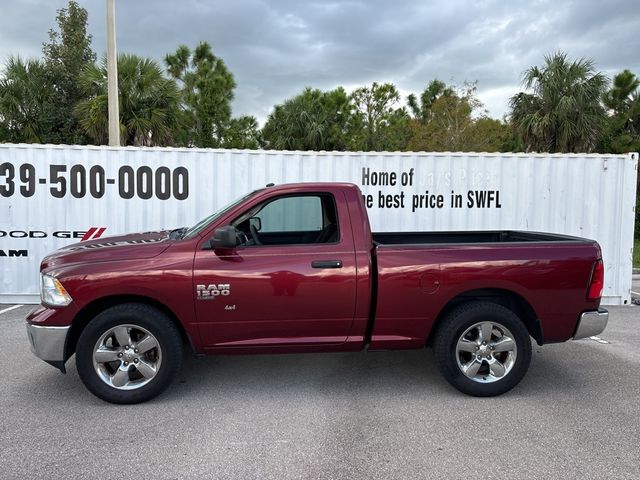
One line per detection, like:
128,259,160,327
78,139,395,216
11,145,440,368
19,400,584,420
163,344,598,403
21,342,603,405
174,349,446,395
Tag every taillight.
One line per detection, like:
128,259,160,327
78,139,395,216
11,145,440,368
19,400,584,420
587,260,604,301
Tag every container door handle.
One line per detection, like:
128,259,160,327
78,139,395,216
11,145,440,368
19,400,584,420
311,260,342,269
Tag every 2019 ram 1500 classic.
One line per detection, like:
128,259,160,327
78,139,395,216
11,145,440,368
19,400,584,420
26,182,608,404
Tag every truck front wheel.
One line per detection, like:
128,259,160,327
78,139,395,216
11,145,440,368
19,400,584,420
433,302,532,396
75,303,183,404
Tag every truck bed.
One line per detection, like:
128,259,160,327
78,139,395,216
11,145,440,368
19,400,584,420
370,231,600,349
372,230,589,246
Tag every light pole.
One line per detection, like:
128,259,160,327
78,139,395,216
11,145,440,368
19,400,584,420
106,0,120,146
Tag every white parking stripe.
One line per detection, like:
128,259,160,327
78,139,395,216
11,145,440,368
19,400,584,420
0,305,24,315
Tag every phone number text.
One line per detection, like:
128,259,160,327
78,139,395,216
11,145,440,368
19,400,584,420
0,163,189,200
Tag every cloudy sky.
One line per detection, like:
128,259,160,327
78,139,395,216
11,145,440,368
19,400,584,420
1,0,638,124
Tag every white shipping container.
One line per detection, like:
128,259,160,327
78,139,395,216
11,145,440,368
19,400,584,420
0,144,637,305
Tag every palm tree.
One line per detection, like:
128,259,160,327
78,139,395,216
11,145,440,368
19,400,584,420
509,52,608,153
262,87,352,151
0,57,54,143
75,54,179,146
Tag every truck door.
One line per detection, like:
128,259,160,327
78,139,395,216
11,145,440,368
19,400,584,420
193,191,357,347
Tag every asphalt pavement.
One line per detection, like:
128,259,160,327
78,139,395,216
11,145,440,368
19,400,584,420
1,304,639,479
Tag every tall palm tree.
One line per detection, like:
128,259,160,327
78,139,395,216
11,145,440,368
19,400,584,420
509,52,608,153
75,54,179,146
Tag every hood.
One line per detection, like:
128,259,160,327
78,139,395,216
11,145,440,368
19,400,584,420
41,230,172,271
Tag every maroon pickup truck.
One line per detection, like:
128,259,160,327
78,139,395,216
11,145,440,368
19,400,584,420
26,182,608,404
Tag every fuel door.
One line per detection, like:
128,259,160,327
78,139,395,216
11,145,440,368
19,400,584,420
420,270,441,294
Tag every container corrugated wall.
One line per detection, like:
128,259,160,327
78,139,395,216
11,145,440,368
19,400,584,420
0,144,637,305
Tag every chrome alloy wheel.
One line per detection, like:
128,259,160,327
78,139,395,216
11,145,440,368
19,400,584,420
455,321,517,383
92,324,162,390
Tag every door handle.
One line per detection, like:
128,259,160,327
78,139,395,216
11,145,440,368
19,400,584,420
311,260,343,269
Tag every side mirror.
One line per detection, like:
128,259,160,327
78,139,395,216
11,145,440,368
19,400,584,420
210,226,237,249
249,216,262,231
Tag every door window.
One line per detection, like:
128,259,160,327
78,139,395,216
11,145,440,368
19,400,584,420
233,194,339,246
260,196,323,232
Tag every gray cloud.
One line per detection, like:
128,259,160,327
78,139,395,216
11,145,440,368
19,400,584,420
1,0,638,123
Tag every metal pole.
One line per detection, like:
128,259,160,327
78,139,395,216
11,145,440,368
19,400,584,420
106,0,120,146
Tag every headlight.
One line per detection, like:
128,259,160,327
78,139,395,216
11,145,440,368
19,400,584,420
40,274,73,307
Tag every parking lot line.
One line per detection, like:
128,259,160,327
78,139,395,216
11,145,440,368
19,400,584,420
0,305,23,315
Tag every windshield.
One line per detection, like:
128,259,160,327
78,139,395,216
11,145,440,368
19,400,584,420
182,189,263,239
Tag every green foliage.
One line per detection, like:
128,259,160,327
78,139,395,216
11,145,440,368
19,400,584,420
165,42,236,148
407,79,453,124
500,127,525,152
224,115,261,149
0,1,95,145
0,121,9,142
263,82,413,152
75,54,179,146
509,52,608,153
598,69,640,154
465,118,513,152
349,82,410,151
262,87,351,150
42,0,96,144
406,81,510,152
0,57,55,143
603,69,639,114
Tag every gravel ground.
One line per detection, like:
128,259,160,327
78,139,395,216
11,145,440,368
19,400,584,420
1,304,639,479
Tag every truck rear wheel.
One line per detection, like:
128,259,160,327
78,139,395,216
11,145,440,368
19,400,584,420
76,303,182,404
433,301,532,396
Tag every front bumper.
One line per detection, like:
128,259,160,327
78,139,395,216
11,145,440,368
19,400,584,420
573,309,609,340
26,323,70,372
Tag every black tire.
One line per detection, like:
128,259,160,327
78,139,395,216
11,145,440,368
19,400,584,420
433,301,532,397
76,303,183,404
